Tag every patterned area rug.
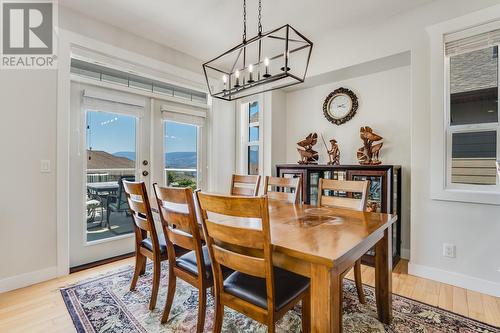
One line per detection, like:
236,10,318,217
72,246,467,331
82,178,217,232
61,263,500,333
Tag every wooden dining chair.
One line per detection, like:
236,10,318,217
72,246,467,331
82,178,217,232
230,174,261,196
197,193,311,333
153,184,223,332
318,178,369,304
123,180,166,310
263,176,302,204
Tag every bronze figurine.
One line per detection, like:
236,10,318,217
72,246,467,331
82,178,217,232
297,133,319,164
357,126,383,165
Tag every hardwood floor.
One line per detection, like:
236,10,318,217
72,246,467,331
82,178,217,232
0,259,499,332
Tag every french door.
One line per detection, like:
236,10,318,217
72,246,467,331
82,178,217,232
69,83,150,267
69,83,206,268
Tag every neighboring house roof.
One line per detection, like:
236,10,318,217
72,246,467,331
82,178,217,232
87,150,134,169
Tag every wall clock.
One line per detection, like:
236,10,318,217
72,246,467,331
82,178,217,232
323,87,359,125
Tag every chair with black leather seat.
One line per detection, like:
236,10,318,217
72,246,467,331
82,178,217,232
123,180,165,310
153,184,220,332
318,178,369,304
197,193,311,333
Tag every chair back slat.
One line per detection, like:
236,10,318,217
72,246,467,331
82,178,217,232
153,184,205,276
197,192,275,311
318,178,369,212
264,176,301,204
320,196,364,211
128,199,147,216
205,219,264,249
212,245,266,278
159,205,192,233
231,174,261,197
166,228,195,250
134,214,152,232
197,193,263,218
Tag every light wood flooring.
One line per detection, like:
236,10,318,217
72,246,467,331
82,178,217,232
0,259,499,332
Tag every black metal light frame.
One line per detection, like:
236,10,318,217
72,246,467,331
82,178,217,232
203,24,313,101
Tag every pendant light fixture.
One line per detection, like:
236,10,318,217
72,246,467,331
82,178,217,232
203,0,313,101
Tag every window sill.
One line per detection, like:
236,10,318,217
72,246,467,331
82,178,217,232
431,187,500,205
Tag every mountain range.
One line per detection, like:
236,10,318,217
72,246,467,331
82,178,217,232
114,151,197,168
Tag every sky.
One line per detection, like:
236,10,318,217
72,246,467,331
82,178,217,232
86,111,197,154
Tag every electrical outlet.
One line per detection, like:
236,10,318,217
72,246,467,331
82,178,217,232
443,243,456,258
40,160,50,173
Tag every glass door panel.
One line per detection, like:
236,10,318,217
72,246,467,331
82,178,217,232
85,111,137,243
164,121,198,190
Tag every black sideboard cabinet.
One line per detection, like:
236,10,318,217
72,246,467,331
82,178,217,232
276,164,402,268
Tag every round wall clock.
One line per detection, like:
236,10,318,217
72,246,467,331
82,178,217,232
323,87,359,125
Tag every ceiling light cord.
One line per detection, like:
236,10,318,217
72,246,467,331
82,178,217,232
243,0,247,43
258,0,262,35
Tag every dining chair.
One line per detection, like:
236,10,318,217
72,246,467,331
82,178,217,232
123,180,166,310
263,176,302,204
197,193,311,333
153,184,222,332
318,178,369,304
230,174,261,196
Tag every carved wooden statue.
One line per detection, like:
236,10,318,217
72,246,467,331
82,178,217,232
326,139,340,165
357,126,383,165
297,133,319,164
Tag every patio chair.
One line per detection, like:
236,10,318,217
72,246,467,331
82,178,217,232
106,175,135,228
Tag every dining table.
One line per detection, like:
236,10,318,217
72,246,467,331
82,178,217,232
209,198,397,333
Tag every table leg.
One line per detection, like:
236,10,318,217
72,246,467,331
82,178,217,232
375,225,393,324
310,263,343,333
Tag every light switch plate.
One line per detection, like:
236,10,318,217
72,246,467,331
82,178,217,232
40,160,50,173
443,243,456,258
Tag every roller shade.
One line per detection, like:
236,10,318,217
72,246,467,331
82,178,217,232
83,87,145,117
160,101,206,127
445,28,500,57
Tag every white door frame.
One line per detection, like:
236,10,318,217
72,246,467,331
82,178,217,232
57,29,208,276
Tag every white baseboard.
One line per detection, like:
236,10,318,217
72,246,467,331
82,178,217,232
400,248,410,260
408,262,500,298
0,266,58,293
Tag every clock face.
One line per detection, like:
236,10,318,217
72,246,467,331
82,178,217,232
323,87,358,125
328,93,352,119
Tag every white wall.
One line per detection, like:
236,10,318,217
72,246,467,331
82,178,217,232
207,98,236,194
263,91,287,178
285,65,411,255
0,71,58,289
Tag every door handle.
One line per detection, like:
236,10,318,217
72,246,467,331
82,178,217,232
142,171,149,176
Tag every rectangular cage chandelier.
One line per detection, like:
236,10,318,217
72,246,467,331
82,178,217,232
202,0,313,101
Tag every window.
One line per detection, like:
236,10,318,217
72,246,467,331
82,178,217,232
241,101,261,175
445,32,500,189
85,111,137,242
164,121,199,190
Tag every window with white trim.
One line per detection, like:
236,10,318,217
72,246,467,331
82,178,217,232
445,29,500,190
240,100,262,175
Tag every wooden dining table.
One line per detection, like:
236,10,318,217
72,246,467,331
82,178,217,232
209,198,397,333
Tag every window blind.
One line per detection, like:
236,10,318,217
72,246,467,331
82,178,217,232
160,102,205,127
445,28,500,56
83,87,145,117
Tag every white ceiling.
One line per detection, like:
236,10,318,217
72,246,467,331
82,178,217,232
60,0,435,62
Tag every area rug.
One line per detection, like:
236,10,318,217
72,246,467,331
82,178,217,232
61,263,500,333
